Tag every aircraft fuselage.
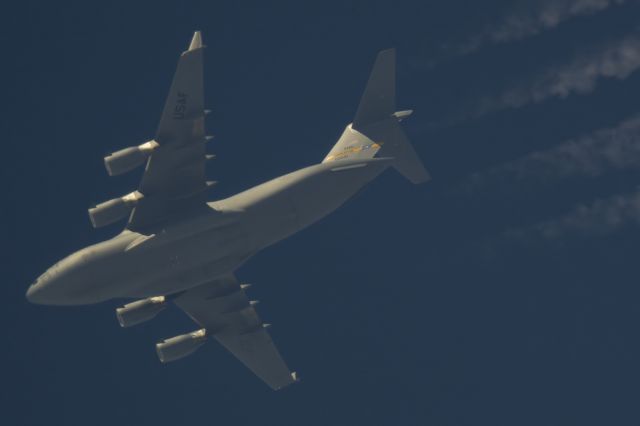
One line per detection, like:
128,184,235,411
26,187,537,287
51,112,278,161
26,158,391,305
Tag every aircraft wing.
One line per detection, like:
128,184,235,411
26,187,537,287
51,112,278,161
172,275,298,390
128,31,212,232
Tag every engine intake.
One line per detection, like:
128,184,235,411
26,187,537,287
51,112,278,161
116,296,167,328
88,191,143,228
156,329,208,363
104,140,159,176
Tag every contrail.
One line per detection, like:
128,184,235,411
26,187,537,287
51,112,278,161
461,190,640,263
474,32,640,115
504,190,640,243
455,0,626,55
461,115,640,193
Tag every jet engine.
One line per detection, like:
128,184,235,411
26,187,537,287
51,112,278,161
156,329,208,363
116,296,167,328
88,191,144,228
104,140,159,176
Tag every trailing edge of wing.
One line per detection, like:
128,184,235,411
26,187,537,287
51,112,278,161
173,275,297,390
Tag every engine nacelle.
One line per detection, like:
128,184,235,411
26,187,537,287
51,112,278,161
156,329,208,363
116,296,167,328
104,140,159,176
88,191,143,228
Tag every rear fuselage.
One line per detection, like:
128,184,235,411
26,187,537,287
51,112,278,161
26,158,391,305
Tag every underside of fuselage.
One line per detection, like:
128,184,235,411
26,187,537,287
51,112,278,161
27,208,252,305
27,158,391,306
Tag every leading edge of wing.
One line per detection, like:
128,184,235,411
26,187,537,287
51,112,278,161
127,31,211,232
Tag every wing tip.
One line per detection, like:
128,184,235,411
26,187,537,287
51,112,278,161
270,371,300,391
188,31,203,51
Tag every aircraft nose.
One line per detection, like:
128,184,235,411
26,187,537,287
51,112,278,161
26,273,56,305
26,282,43,304
27,258,90,305
26,277,64,305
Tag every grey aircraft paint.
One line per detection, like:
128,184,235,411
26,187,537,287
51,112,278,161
25,32,429,389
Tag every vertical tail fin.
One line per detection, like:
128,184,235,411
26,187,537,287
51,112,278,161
323,49,431,184
353,49,396,128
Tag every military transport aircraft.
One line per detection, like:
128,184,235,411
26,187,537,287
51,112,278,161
26,31,430,390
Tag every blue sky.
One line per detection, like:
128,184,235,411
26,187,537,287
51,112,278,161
3,1,640,425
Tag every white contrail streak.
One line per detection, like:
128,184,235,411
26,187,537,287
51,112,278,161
474,33,640,115
462,115,640,192
457,0,626,54
505,190,640,243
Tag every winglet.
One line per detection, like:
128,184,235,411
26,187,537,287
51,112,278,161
188,31,203,51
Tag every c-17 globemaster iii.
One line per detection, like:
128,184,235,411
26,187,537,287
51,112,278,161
26,31,430,390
